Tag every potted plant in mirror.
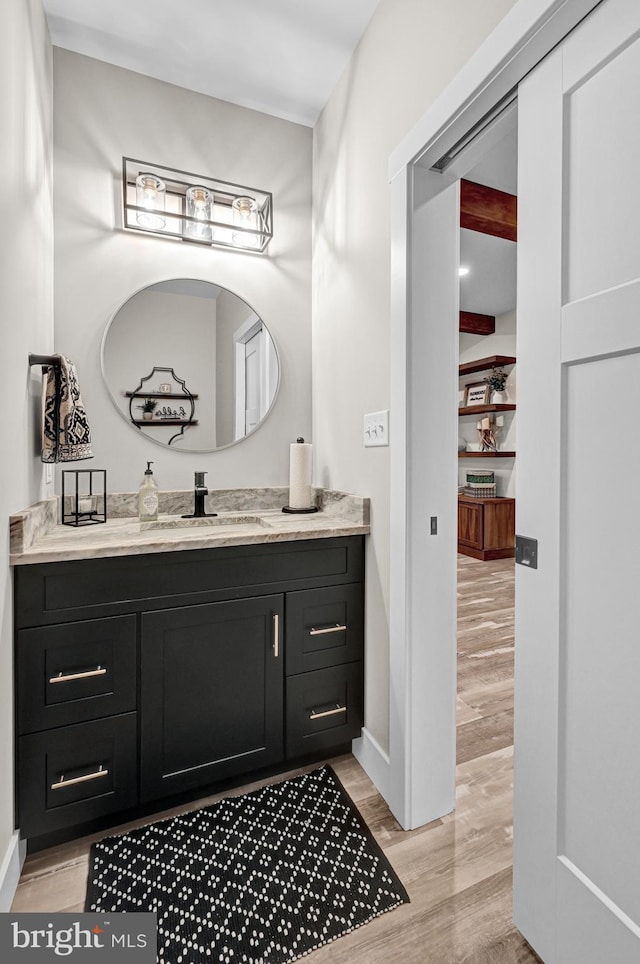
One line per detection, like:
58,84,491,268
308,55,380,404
486,366,508,404
137,398,157,421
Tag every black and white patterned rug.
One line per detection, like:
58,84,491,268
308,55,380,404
86,765,409,963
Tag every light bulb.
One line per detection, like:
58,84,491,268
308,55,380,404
135,174,166,229
186,185,213,240
232,195,260,248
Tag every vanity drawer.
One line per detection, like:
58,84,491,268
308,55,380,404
285,583,364,675
286,662,363,758
17,713,138,839
14,537,365,626
17,616,137,735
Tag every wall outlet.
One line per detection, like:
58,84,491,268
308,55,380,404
364,410,389,447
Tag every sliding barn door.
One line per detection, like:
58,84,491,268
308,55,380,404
514,0,640,960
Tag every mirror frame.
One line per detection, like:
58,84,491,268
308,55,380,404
100,277,281,453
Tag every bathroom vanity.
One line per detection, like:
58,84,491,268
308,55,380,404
11,494,368,848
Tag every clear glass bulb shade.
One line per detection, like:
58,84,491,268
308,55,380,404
232,195,260,247
186,185,213,240
135,174,166,229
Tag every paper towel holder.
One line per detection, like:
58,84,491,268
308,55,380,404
282,437,319,514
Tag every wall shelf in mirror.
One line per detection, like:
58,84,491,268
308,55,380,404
125,391,200,401
126,366,196,447
132,420,199,428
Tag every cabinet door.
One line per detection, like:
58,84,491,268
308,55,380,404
458,501,484,548
140,595,283,801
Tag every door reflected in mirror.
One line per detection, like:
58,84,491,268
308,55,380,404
101,279,279,452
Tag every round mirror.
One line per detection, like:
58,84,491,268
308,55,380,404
101,280,280,452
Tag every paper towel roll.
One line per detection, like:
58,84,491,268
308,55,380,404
288,440,313,509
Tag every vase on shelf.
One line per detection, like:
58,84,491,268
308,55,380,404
490,390,506,405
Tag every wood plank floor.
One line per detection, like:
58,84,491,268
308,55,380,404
13,554,541,963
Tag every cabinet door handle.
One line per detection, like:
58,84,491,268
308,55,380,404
309,703,347,721
308,624,347,637
49,666,107,684
273,613,279,658
50,765,109,791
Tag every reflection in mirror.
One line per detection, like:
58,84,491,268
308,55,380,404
101,280,279,452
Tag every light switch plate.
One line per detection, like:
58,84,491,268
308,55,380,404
364,410,389,447
45,464,53,484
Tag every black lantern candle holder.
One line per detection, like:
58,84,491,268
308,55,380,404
62,469,107,526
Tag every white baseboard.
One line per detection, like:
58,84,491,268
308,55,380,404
352,727,391,804
0,832,26,912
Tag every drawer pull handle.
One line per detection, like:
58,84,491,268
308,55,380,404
51,765,109,791
273,613,280,658
309,624,347,637
49,666,107,684
309,703,347,721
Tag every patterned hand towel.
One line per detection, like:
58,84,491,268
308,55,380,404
41,355,94,463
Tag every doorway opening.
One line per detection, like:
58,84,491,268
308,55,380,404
454,127,518,776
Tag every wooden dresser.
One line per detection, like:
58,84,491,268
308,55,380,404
457,494,515,560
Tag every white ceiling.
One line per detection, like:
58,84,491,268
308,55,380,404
459,229,517,317
459,126,518,317
42,0,382,127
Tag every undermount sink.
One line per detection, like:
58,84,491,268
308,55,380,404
140,513,271,531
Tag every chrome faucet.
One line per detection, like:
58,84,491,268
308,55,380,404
182,471,217,519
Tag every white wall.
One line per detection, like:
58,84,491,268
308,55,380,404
0,0,53,903
53,49,312,491
312,0,516,752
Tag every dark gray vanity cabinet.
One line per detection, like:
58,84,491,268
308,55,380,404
140,596,284,801
14,536,364,845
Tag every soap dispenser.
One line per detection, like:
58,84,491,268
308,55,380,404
138,461,159,522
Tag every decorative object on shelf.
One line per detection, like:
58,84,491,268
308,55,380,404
62,469,107,526
486,365,509,404
126,367,197,445
283,438,318,514
464,469,496,498
137,398,157,421
463,382,491,407
477,414,500,452
458,436,467,452
122,157,273,252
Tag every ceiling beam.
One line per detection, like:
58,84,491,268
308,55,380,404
460,179,517,241
459,311,496,335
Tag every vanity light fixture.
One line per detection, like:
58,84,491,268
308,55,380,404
136,173,166,229
123,157,273,253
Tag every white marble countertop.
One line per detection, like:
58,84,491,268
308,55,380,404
10,494,370,566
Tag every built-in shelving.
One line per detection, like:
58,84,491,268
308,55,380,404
459,403,516,417
459,355,516,377
459,451,516,459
